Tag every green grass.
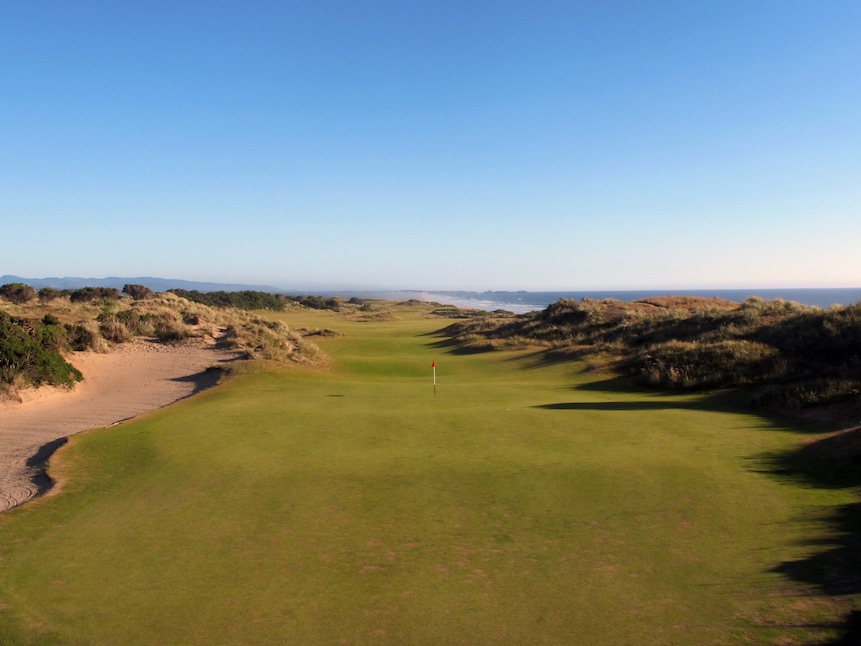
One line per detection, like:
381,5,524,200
0,304,856,644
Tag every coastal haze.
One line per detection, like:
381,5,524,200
376,288,861,313
4,275,860,314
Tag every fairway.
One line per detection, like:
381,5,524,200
0,303,854,644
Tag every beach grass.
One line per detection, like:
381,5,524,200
0,302,855,644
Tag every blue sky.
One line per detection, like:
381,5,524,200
2,1,859,291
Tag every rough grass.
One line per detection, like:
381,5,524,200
0,303,857,644
442,296,861,421
0,291,326,384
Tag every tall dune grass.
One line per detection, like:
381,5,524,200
444,296,861,416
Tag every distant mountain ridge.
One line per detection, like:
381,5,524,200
0,275,283,293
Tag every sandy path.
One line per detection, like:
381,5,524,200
0,336,242,512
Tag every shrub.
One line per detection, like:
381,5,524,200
38,287,63,302
1,289,328,395
153,319,190,342
37,318,66,351
0,311,82,388
752,379,861,411
64,323,98,351
123,284,154,301
99,317,131,343
169,289,287,311
635,339,778,389
0,283,37,304
70,287,121,303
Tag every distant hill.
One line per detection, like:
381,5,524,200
0,275,284,294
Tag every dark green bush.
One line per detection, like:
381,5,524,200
0,283,37,304
37,319,66,352
64,324,97,351
298,295,342,311
0,311,82,387
123,284,154,301
38,287,63,302
70,287,121,303
169,289,287,311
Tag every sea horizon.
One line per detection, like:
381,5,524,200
345,288,861,314
5,275,860,314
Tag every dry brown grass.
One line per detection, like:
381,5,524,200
441,296,861,419
0,291,327,368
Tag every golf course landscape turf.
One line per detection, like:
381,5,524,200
0,301,857,644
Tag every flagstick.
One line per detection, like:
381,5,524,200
432,361,436,396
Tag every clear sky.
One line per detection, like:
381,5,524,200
2,1,859,291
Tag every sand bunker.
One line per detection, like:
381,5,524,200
0,335,242,512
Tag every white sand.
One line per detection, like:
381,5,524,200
0,336,241,512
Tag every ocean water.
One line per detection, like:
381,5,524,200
364,288,861,314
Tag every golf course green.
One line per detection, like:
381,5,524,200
0,302,855,644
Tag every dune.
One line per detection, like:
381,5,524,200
0,336,241,512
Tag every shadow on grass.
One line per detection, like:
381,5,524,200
429,321,861,643
769,502,861,645
423,334,498,355
772,503,861,595
530,364,861,643
753,433,861,645
542,396,861,643
535,401,704,412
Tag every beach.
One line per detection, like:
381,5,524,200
0,336,241,512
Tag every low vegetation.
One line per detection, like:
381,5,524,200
168,288,292,311
0,283,37,305
0,311,82,394
441,295,861,419
166,289,380,313
0,284,328,400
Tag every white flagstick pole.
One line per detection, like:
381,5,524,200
432,361,436,395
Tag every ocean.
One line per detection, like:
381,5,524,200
359,288,861,315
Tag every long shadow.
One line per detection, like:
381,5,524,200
169,365,229,398
823,610,861,645
535,401,703,412
768,501,861,645
543,395,861,643
753,429,861,644
771,502,861,595
428,322,861,642
574,374,843,437
21,364,234,508
424,335,496,355
429,330,801,421
25,437,69,499
566,374,861,642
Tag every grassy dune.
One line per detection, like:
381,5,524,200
0,302,855,644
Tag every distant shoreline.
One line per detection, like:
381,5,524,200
339,288,861,314
4,276,859,314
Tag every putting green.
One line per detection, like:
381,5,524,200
0,303,854,644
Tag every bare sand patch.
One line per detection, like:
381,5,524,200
0,335,242,512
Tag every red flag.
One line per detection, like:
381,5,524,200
431,361,436,368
